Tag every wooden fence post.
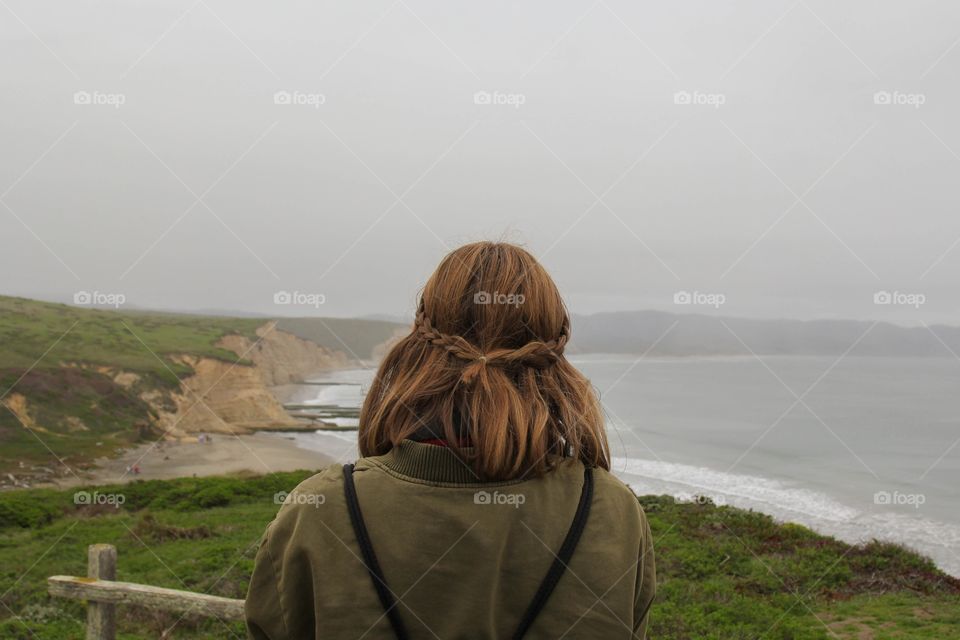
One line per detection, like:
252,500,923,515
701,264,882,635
87,544,116,640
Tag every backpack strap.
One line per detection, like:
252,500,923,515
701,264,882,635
342,463,595,640
511,465,594,639
343,463,410,640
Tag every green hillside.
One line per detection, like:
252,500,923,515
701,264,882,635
0,296,263,375
0,297,267,475
0,476,957,638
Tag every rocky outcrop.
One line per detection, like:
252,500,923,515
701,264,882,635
1,393,44,432
149,354,300,437
143,324,350,438
6,325,351,445
218,322,349,386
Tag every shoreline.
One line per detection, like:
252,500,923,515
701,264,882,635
36,432,335,489
14,371,356,491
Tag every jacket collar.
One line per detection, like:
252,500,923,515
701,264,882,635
374,440,484,484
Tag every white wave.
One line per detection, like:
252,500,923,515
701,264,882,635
612,455,960,577
611,456,860,522
301,383,364,406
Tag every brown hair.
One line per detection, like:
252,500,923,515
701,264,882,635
358,241,609,480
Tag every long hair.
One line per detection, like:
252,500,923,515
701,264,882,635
358,241,609,481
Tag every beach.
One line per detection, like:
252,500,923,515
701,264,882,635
47,433,334,488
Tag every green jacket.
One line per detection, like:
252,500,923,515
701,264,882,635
246,441,656,638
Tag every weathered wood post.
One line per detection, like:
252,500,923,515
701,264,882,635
87,544,116,640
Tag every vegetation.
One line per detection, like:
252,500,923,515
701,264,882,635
0,296,262,375
0,476,956,639
0,295,264,473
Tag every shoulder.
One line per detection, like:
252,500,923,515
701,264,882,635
589,466,649,523
285,463,346,499
265,463,348,535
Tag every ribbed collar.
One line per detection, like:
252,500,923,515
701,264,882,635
372,440,485,485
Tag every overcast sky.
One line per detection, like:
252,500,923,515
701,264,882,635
1,0,959,325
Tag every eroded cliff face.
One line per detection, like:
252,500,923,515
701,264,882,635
4,325,351,448
151,354,299,436
144,324,348,438
218,322,349,386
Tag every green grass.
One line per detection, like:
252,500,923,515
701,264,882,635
0,296,262,376
0,478,956,639
0,296,266,473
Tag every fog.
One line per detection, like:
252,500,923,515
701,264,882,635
2,0,959,325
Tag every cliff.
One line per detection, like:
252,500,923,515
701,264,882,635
146,324,348,437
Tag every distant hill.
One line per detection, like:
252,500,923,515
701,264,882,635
569,311,960,357
275,317,407,360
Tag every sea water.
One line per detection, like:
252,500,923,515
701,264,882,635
269,355,960,577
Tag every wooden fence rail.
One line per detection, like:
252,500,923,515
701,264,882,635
47,544,244,640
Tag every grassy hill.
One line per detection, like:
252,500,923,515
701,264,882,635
0,296,407,477
0,296,269,476
0,474,957,639
0,296,263,375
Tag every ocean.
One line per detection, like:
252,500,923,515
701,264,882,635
267,355,960,577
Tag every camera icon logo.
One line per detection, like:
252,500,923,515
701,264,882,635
274,491,289,504
474,291,492,305
873,491,891,505
873,290,892,305
873,91,892,105
273,291,292,304
473,490,491,505
473,91,492,105
73,91,92,105
274,91,292,105
673,91,692,105
673,290,692,305
74,291,92,304
73,491,91,505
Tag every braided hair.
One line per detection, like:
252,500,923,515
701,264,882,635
358,241,609,480
412,310,568,384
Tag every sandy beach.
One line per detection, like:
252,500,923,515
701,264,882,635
46,433,334,489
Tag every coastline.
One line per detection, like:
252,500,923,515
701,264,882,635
40,432,334,489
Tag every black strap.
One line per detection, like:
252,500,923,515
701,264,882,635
342,463,594,640
343,463,411,640
511,465,593,639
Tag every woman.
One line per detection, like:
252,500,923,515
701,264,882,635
246,242,656,639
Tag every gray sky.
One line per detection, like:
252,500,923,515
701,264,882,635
2,0,959,325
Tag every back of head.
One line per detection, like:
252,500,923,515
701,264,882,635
358,241,609,480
